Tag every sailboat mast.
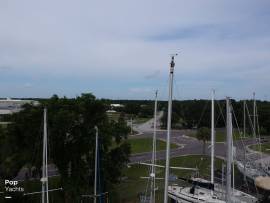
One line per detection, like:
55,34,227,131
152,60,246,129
42,108,49,203
253,92,256,138
226,98,232,203
150,90,158,203
164,55,175,203
211,90,215,184
243,100,246,138
94,126,98,203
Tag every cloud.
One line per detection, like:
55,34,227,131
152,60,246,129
129,87,153,94
23,83,33,88
144,70,161,79
0,0,269,99
0,66,12,71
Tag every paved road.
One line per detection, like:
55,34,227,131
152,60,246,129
133,111,163,134
130,129,265,164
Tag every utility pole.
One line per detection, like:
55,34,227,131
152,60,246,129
164,55,176,203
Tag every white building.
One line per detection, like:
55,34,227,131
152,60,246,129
0,98,39,115
110,104,124,108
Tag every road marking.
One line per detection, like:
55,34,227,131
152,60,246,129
5,196,12,199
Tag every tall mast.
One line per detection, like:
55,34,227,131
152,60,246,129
211,90,215,184
253,92,256,138
243,100,247,181
164,55,176,203
226,98,232,203
150,90,158,203
42,108,49,203
94,126,98,203
243,100,246,138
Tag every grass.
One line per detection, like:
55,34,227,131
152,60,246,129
106,111,151,125
215,129,252,142
107,112,121,121
187,128,252,142
249,143,270,154
115,155,226,203
127,138,178,154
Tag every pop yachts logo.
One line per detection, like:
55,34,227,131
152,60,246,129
5,180,24,192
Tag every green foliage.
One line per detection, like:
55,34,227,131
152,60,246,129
250,143,270,154
112,100,155,118
127,138,178,154
196,127,211,142
159,99,270,135
196,127,210,154
0,93,131,202
115,155,225,203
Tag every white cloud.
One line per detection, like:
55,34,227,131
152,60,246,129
0,0,269,99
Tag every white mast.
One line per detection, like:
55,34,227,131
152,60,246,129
211,90,215,184
41,108,49,203
94,126,98,203
243,100,247,181
243,100,246,138
164,55,176,203
226,98,232,203
130,117,133,135
253,92,256,138
150,90,158,203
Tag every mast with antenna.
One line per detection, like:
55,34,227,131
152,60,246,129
164,54,177,203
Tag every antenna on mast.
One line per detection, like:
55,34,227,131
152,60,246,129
164,53,178,203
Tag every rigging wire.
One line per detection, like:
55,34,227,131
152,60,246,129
255,104,263,161
231,105,251,194
216,100,226,125
196,100,210,128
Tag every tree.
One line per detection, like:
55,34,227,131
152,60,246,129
0,93,131,202
196,127,211,154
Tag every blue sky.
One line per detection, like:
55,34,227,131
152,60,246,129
0,0,270,100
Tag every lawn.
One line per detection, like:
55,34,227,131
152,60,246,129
249,143,270,154
106,112,121,121
127,138,178,154
187,128,252,142
215,129,252,142
114,155,226,203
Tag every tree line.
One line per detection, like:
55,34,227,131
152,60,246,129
0,93,131,202
109,99,270,135
159,99,270,135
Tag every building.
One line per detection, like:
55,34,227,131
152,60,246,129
0,98,39,115
110,104,124,108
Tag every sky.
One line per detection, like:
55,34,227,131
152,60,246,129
0,0,270,100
